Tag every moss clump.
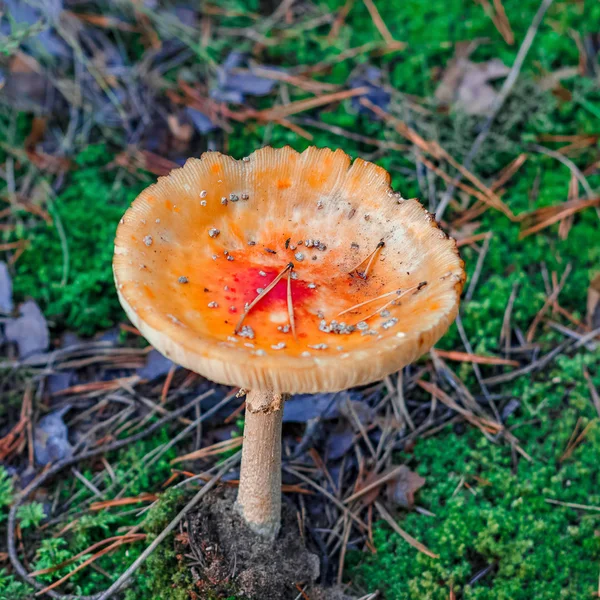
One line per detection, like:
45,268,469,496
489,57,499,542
10,144,147,335
349,354,600,599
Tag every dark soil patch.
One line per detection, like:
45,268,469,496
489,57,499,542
187,486,352,599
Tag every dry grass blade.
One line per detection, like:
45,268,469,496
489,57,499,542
300,41,405,75
170,437,243,464
526,264,571,342
545,499,600,512
583,368,600,418
519,197,600,238
89,495,157,511
361,0,395,42
490,153,528,191
374,501,439,558
360,98,517,220
476,0,514,44
96,455,239,600
284,466,369,532
560,419,596,462
29,534,145,577
235,262,293,332
257,86,369,121
344,464,407,504
432,349,519,367
417,380,502,435
36,535,146,595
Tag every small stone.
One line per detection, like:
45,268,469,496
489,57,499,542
356,321,369,330
212,254,218,260
229,193,240,202
271,342,286,350
155,218,161,224
351,242,359,249
380,310,391,318
244,342,255,348
238,325,255,339
119,218,125,224
241,193,249,200
301,351,312,357
143,235,153,246
208,301,218,308
382,318,398,330
248,240,256,246
227,255,234,261
317,200,324,209
242,156,250,162
229,306,237,312
208,228,220,238
308,283,316,289
308,343,328,350
259,271,267,277
291,272,299,280
178,276,189,284
256,288,264,294
200,190,208,198
295,252,304,261
200,200,207,206
221,197,228,205
255,349,266,356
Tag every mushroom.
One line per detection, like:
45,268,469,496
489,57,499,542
113,147,465,540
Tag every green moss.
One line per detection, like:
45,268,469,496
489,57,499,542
349,338,600,599
9,144,147,335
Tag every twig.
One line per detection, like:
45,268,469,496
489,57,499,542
529,144,594,198
545,498,600,512
465,233,492,302
436,0,554,219
374,502,438,558
361,0,394,42
8,391,216,599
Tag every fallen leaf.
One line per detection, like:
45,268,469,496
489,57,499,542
0,261,13,314
326,423,355,460
350,65,390,114
34,406,73,466
587,273,600,330
137,348,175,380
212,52,281,104
186,107,218,134
5,300,49,358
388,465,426,509
436,55,509,116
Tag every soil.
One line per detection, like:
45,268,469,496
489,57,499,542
186,486,354,599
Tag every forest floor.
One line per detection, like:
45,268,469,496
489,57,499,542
0,0,599,599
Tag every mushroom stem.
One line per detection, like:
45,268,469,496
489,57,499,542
236,389,287,540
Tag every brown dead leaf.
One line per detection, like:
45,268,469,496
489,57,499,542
387,465,426,509
436,52,509,116
587,274,600,330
